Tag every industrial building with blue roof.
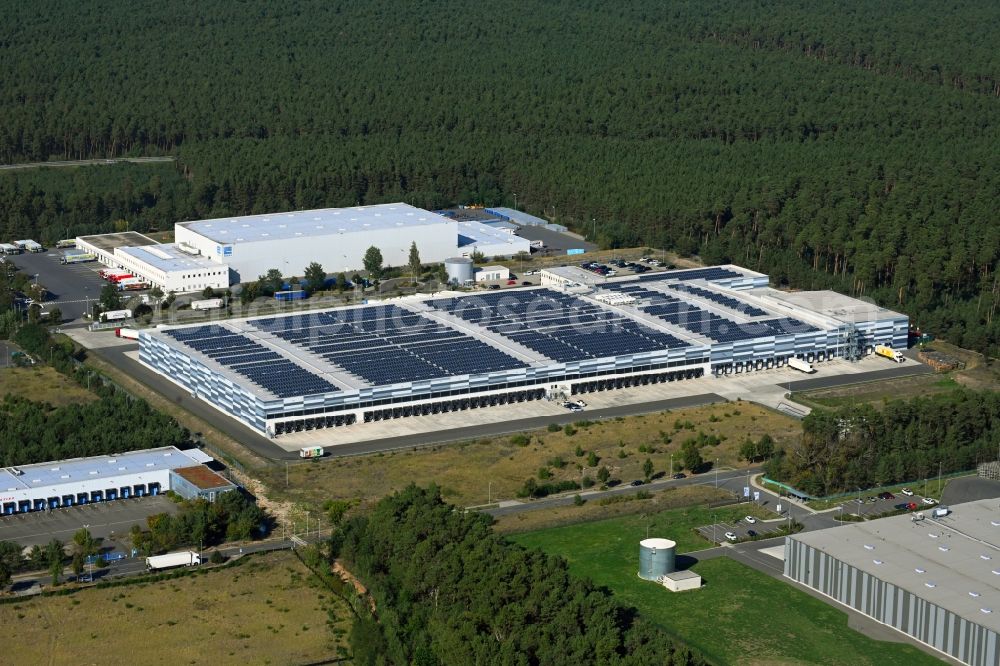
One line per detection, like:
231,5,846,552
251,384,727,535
138,264,908,439
0,446,236,514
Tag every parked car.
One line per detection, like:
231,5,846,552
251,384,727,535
724,532,737,542
747,530,758,538
506,279,517,285
521,281,532,286
671,473,686,480
922,497,938,506
630,480,644,487
901,488,914,496
906,502,919,510
745,515,757,524
894,503,910,511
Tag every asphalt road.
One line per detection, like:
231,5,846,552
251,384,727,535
486,466,758,517
8,536,298,595
0,156,175,171
784,361,933,391
513,225,596,253
318,392,727,459
0,495,179,548
8,251,108,321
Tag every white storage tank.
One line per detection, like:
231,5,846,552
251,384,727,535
445,257,474,284
639,538,676,580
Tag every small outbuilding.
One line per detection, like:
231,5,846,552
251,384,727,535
658,570,702,592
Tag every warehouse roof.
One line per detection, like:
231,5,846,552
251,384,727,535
456,220,531,250
0,447,212,491
177,203,452,244
485,207,550,227
171,465,236,491
752,288,906,325
790,499,1000,632
77,231,158,254
117,243,225,273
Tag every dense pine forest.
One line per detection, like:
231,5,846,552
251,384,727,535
1,0,998,353
336,485,708,665
765,390,1000,497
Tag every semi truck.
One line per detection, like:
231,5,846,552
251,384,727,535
787,357,815,373
115,328,139,340
874,344,905,363
56,239,77,249
100,308,132,322
60,250,96,264
191,298,224,310
299,446,325,459
145,551,201,571
117,277,150,291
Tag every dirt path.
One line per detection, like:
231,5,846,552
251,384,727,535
333,560,377,615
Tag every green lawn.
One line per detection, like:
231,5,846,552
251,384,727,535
511,507,943,666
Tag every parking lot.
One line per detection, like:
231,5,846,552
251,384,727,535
0,495,179,548
697,513,788,544
836,489,937,517
8,250,108,321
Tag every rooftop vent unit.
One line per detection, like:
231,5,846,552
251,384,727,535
176,243,201,256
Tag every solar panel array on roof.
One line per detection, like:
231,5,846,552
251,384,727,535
671,283,768,317
427,290,688,362
164,325,338,398
597,283,819,343
249,304,528,386
636,267,743,283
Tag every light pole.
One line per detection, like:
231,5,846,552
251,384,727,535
513,193,518,210
715,458,719,488
488,481,492,505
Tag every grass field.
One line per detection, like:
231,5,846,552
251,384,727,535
512,510,944,666
492,485,738,534
275,401,799,509
0,551,351,665
0,366,96,407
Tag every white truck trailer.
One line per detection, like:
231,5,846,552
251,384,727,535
145,551,201,571
99,308,133,322
191,298,224,310
787,357,815,373
299,446,325,459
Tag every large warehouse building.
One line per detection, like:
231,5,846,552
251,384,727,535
786,500,1000,666
78,203,531,290
138,264,908,438
0,446,236,514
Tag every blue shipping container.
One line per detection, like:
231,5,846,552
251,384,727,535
274,290,307,301
567,248,586,256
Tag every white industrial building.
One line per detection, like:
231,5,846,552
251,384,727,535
77,203,532,291
0,447,235,514
115,244,230,293
786,500,1000,666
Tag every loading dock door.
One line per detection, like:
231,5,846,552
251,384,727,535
105,489,117,501
90,491,103,502
148,483,161,495
133,484,145,497
77,493,88,504
120,487,130,499
19,500,31,512
33,499,47,511
62,495,74,506
3,503,14,514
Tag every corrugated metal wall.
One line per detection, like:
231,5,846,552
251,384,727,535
785,537,1000,666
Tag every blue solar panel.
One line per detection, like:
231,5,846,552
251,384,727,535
163,326,338,398
247,304,529,385
427,289,689,361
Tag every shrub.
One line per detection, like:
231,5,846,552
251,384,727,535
510,434,530,447
563,424,577,437
547,423,561,433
